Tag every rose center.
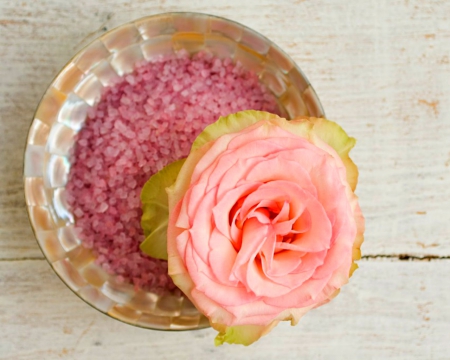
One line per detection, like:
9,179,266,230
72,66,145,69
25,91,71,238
229,194,314,255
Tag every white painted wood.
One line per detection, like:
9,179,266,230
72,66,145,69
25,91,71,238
1,1,450,357
0,259,449,359
1,0,450,258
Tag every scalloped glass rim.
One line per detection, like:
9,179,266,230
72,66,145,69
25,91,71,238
23,12,325,331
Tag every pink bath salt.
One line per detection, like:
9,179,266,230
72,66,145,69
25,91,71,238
66,50,280,295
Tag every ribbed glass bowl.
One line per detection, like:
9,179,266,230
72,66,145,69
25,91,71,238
23,12,325,330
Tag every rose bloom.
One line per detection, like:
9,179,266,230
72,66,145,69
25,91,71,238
166,111,364,345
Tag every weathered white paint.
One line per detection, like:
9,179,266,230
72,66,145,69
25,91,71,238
1,0,450,358
1,259,449,359
1,0,449,258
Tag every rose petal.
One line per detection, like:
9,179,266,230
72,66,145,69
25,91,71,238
225,121,298,151
275,147,329,176
308,155,348,214
191,110,280,150
274,306,315,326
291,208,312,233
263,250,304,278
259,236,318,290
167,200,187,274
208,228,238,286
186,186,218,263
224,299,284,325
165,113,365,340
239,183,292,219
288,196,332,252
211,136,318,200
186,240,256,307
216,157,266,199
312,238,353,280
244,156,317,197
167,140,214,212
175,229,191,263
212,182,262,240
273,200,290,224
231,218,269,285
263,273,333,308
190,287,236,325
214,322,279,346
207,143,282,193
190,121,285,186
245,257,292,297
290,250,327,273
241,181,332,253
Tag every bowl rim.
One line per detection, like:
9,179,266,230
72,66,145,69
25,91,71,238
23,11,325,331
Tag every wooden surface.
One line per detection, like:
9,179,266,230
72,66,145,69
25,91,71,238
2,259,449,359
1,0,449,358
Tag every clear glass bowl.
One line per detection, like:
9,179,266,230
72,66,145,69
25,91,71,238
23,12,325,330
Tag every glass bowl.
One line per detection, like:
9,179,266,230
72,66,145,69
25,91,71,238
23,12,325,330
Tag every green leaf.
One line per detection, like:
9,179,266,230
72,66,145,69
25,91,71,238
140,219,169,260
140,159,185,260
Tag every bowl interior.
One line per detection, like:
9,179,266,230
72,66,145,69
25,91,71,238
23,12,324,330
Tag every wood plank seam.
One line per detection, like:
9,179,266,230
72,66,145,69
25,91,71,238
361,254,450,261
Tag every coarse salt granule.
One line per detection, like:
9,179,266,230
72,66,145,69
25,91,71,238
66,50,280,294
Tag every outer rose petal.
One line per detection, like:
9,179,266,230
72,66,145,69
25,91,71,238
213,322,279,346
163,111,365,346
307,117,358,191
168,200,237,325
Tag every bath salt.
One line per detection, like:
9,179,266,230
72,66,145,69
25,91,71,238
66,50,280,294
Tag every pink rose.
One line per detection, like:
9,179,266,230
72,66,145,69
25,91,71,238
165,111,364,345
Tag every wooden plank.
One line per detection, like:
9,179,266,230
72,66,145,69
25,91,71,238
2,1,449,359
1,1,450,260
0,259,448,359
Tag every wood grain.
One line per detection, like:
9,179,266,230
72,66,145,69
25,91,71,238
0,259,448,359
1,0,449,259
1,1,450,357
